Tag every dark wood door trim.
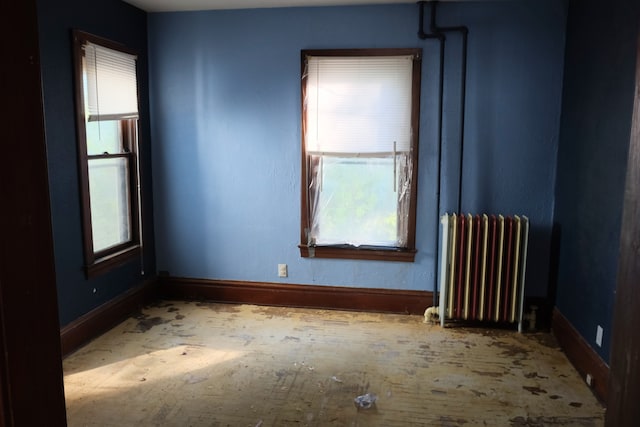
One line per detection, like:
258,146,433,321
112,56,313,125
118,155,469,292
0,0,68,425
605,25,640,427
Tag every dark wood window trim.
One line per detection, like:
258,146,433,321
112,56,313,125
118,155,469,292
299,48,422,262
72,30,142,278
88,245,141,278
298,244,417,262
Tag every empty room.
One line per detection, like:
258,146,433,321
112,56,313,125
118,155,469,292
3,0,639,425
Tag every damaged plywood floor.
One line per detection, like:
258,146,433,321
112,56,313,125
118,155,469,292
64,300,604,427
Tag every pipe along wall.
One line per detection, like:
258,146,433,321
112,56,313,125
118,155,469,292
417,1,469,306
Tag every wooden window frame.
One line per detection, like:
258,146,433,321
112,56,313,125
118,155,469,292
72,30,141,278
299,48,422,262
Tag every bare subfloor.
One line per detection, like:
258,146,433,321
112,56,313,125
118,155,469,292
64,300,605,427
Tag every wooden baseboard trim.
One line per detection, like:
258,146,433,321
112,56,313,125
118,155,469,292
159,276,432,315
60,279,158,357
551,307,609,403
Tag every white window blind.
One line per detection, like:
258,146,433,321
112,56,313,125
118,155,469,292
304,55,413,156
83,42,138,121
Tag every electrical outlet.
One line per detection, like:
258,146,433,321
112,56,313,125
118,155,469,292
596,325,603,347
278,264,288,278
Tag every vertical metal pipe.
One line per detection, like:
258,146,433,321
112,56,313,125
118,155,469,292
417,1,446,307
455,29,468,214
417,0,469,307
432,26,468,214
418,1,426,38
430,0,438,33
426,0,469,213
433,38,445,307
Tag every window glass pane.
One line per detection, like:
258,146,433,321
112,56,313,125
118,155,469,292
312,156,398,247
86,120,123,155
88,158,131,252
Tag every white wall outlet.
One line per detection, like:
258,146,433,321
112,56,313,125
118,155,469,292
278,264,288,278
595,325,603,347
586,373,593,387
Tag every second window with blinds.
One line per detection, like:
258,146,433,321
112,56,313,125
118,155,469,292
299,49,422,262
72,30,142,277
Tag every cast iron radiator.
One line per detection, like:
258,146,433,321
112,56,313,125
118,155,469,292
438,214,530,332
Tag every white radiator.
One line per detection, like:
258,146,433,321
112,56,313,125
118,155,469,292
438,214,530,332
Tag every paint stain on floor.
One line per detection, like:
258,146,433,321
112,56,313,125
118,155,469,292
131,313,171,332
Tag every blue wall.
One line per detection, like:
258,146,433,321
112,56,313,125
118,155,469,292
37,0,156,327
33,0,638,369
555,0,640,362
148,1,567,296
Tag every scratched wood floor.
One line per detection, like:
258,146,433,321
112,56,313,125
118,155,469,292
63,300,605,427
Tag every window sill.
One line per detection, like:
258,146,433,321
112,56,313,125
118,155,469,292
298,244,416,262
85,245,141,279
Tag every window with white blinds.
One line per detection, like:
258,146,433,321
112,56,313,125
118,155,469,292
300,49,422,262
73,30,143,278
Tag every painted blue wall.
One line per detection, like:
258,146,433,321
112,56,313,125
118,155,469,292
148,1,567,296
36,0,156,327
555,0,640,362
